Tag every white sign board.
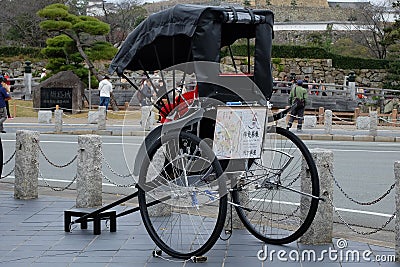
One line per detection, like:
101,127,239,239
213,106,267,159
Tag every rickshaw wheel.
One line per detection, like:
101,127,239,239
232,127,319,244
138,131,228,259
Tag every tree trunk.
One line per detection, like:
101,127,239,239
69,31,119,111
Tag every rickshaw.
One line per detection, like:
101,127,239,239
108,4,321,260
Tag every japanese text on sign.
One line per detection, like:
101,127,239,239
213,106,267,159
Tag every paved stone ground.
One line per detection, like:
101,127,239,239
0,183,398,267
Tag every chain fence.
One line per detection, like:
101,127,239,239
327,167,396,235
101,154,137,188
327,195,397,236
1,141,138,190
1,148,15,179
39,170,77,192
284,111,400,132
37,142,78,169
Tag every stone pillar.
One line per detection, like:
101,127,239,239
324,109,332,135
76,135,102,208
369,111,378,137
54,109,63,133
98,106,106,131
395,161,400,262
348,82,356,100
14,130,39,199
300,149,333,244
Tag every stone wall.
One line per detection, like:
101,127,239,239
273,29,356,45
269,6,354,22
273,58,386,87
1,61,46,78
269,0,328,7
222,56,387,88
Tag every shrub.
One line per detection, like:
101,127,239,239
221,44,391,70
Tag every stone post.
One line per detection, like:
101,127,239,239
348,82,356,100
324,109,332,135
369,111,378,137
14,130,39,199
98,106,106,131
54,109,63,133
395,161,400,262
76,135,102,208
300,149,334,244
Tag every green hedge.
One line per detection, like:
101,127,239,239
0,46,42,58
222,44,390,70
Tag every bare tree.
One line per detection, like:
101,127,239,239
347,1,395,59
0,0,61,47
100,0,147,47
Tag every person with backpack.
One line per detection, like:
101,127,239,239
287,79,308,132
0,76,11,133
138,79,156,130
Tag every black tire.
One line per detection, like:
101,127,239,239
232,126,319,244
138,131,227,259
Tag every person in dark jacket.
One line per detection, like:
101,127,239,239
287,79,308,132
139,79,155,130
0,76,11,133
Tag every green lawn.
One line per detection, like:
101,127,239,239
10,100,141,120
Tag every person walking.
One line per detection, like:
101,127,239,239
139,79,155,130
99,75,113,112
0,76,11,133
287,79,308,132
2,72,12,119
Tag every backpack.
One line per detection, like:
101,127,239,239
293,87,305,108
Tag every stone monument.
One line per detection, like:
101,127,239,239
32,70,85,114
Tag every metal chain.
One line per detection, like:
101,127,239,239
330,169,395,205
1,167,15,179
37,143,78,168
332,113,355,123
39,171,77,191
102,174,136,188
326,195,396,235
379,117,400,125
3,150,16,166
102,155,135,178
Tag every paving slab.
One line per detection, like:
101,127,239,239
0,185,397,267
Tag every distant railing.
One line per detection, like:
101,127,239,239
273,81,399,100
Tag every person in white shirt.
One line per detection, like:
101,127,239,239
99,75,113,112
40,68,47,79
